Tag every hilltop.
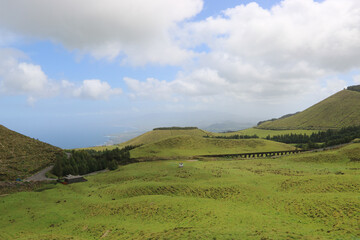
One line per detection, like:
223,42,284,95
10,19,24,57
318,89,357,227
0,125,62,180
89,127,215,151
130,135,295,158
257,89,360,130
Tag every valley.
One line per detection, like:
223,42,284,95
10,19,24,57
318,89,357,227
1,87,360,239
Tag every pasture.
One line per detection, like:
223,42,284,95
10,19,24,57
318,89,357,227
0,144,359,239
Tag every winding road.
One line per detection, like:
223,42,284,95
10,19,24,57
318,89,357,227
25,166,55,181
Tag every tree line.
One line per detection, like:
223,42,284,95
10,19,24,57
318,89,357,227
153,127,198,130
347,85,360,92
266,126,360,150
204,134,259,139
52,145,139,177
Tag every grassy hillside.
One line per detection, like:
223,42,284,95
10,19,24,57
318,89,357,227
0,125,62,180
87,128,214,151
216,128,318,138
0,144,359,239
130,135,295,158
257,89,360,130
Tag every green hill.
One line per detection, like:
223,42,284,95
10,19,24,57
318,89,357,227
88,128,215,151
130,135,295,158
0,125,62,180
257,89,360,130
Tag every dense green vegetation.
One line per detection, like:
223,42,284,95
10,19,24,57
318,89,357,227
130,135,295,159
347,84,360,92
52,147,136,177
0,144,359,239
204,134,259,139
0,125,62,181
153,127,198,130
267,125,360,149
257,90,360,129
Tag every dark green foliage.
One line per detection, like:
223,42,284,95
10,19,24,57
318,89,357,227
153,127,198,130
108,160,118,170
267,126,360,149
347,85,360,92
52,146,136,177
257,112,300,126
204,134,259,139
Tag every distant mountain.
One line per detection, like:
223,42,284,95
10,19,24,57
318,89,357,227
257,88,360,130
0,125,62,180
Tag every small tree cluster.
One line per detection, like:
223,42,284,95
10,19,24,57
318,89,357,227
52,146,137,177
153,127,198,130
347,85,360,92
204,134,259,139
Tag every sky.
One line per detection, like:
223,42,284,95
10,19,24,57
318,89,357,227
1,0,360,148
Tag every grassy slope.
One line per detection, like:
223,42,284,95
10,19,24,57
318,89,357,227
0,144,359,239
0,125,62,180
130,135,296,158
258,90,360,130
86,129,214,151
215,128,318,138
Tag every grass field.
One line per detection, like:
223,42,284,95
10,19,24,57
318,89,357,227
130,135,295,158
1,143,359,239
257,90,360,130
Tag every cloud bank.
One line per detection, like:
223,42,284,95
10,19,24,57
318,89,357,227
126,0,358,103
0,0,203,65
0,0,359,107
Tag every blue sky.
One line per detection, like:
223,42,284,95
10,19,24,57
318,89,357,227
0,0,359,148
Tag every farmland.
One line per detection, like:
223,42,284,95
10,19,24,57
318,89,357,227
1,143,359,239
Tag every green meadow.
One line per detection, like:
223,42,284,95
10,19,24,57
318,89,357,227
1,144,359,239
130,136,295,159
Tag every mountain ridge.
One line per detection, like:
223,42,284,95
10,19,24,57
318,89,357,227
257,89,360,130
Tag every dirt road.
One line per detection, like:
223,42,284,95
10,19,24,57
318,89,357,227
25,166,55,182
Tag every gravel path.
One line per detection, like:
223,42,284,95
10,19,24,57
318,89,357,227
25,166,55,182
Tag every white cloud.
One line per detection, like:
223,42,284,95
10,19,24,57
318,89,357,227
72,79,122,100
1,0,359,108
0,49,121,102
354,75,360,85
0,0,203,65
0,49,57,99
127,0,360,103
320,79,347,96
124,77,174,100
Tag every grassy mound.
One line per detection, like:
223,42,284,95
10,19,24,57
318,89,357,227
0,125,62,180
0,144,359,239
88,128,214,151
257,90,360,130
130,135,296,158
